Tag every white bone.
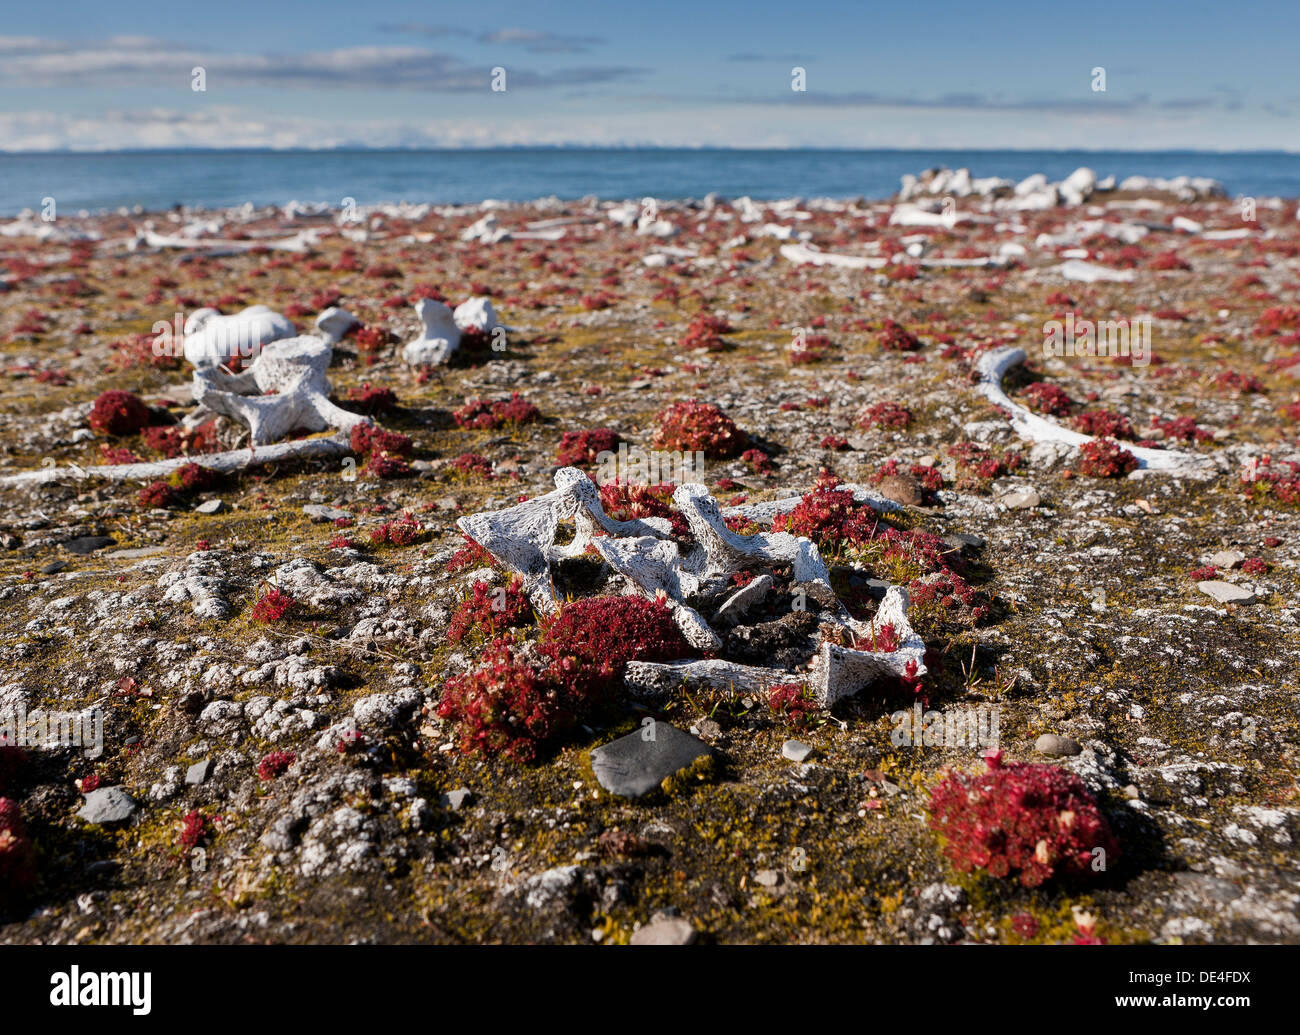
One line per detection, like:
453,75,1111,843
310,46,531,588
976,346,1214,478
402,298,462,367
183,305,296,367
192,335,368,446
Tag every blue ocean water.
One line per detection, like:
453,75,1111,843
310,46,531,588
1,148,1298,216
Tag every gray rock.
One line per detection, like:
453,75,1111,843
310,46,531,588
754,869,784,888
630,917,697,945
1034,733,1082,757
589,723,712,798
185,759,212,785
65,535,116,555
78,786,138,825
105,546,168,559
441,788,473,811
303,504,352,523
194,499,223,514
998,487,1041,510
1197,580,1255,605
782,739,815,762
1209,550,1245,570
41,561,67,574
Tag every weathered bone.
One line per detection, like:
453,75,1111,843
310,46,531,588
184,305,296,367
315,306,359,345
624,659,799,700
809,587,926,705
976,346,1214,478
0,433,351,487
456,467,674,615
402,299,461,367
458,472,930,705
192,335,369,445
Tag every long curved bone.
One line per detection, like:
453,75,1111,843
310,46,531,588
192,336,369,446
976,346,1214,478
0,434,351,487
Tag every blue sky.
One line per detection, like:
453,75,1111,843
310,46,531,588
1,0,1297,151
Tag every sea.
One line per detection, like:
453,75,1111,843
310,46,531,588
1,148,1298,217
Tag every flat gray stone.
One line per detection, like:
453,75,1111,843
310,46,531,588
185,759,211,785
41,561,67,574
782,739,814,762
1209,550,1245,570
1197,580,1255,605
440,788,473,811
78,786,138,825
303,504,352,523
65,535,116,555
589,723,712,798
998,487,1041,510
630,917,697,945
1034,733,1082,757
194,499,223,514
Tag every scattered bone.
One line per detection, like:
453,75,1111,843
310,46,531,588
0,434,350,487
402,299,462,366
779,243,886,270
976,347,1214,478
315,306,359,345
1054,259,1137,284
459,472,929,704
623,659,800,701
192,336,369,446
183,305,296,367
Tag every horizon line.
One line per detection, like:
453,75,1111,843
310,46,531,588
2,145,1298,156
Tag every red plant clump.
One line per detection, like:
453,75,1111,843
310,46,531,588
878,319,921,351
448,577,534,644
872,458,943,492
453,392,541,429
1214,369,1265,394
947,441,1022,483
652,400,747,458
449,452,495,480
741,447,774,475
370,512,424,546
856,400,912,431
1241,557,1269,575
928,753,1120,887
681,312,733,351
556,428,621,467
1072,409,1135,440
599,480,692,540
1149,251,1191,272
768,683,819,727
89,390,152,436
1256,305,1300,336
251,587,294,623
364,451,413,479
0,797,37,899
345,382,399,414
1187,565,1218,581
436,639,560,762
1154,416,1212,443
138,480,179,508
772,475,878,551
170,462,215,492
350,423,412,457
1022,382,1074,417
99,444,142,465
447,535,492,572
177,810,208,850
1077,437,1138,478
438,596,695,762
256,750,297,781
1241,456,1300,506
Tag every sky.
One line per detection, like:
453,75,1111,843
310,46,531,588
0,0,1297,152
